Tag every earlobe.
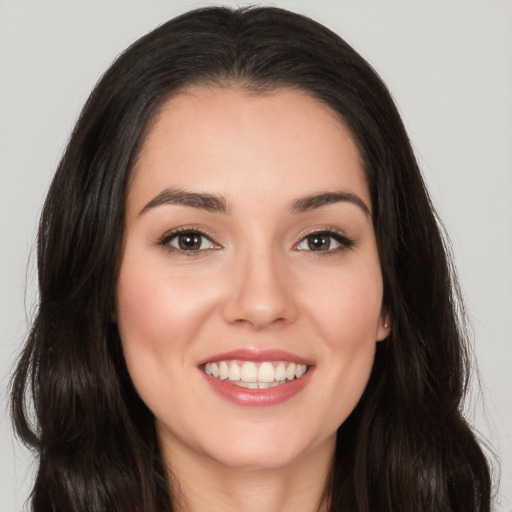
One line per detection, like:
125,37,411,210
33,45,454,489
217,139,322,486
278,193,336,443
376,314,391,342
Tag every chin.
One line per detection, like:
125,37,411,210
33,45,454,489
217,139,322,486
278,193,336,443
197,426,332,471
207,446,305,471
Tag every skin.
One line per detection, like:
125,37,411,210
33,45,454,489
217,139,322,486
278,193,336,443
116,86,389,512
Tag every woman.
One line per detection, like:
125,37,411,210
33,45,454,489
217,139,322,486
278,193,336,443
11,6,491,512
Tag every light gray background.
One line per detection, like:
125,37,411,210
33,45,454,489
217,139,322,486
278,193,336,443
1,1,510,511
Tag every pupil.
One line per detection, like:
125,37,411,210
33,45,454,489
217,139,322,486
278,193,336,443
308,234,330,251
179,233,200,250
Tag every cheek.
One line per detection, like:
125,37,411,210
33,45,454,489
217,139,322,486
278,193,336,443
116,270,171,358
307,262,384,345
116,265,172,400
116,259,214,353
115,259,213,420
301,264,382,423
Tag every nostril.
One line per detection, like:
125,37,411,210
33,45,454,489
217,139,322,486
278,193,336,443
229,315,289,330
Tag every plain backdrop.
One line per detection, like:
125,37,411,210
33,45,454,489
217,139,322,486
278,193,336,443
1,1,510,511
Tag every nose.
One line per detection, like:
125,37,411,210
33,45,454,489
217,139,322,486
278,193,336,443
221,247,298,330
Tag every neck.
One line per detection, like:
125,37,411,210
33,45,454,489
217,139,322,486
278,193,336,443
161,435,335,512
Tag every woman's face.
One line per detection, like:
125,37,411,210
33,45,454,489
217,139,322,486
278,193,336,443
116,86,389,471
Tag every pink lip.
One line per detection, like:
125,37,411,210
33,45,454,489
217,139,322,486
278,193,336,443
197,348,313,366
197,348,314,407
202,369,313,407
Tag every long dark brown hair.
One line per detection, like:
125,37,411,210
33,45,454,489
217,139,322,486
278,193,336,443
11,6,491,512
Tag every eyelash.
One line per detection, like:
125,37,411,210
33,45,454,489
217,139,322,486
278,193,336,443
157,226,220,256
294,227,355,254
157,226,355,256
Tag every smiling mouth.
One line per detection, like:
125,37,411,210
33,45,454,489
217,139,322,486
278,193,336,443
203,360,309,389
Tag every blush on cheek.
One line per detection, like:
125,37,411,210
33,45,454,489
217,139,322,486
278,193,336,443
116,266,171,350
314,290,382,345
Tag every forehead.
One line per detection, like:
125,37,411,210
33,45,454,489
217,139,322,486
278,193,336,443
128,86,369,213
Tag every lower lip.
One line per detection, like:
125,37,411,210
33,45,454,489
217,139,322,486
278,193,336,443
202,369,313,407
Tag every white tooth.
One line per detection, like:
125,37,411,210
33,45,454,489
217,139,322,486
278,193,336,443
205,363,212,376
237,381,258,389
211,363,219,378
295,364,307,378
229,362,241,381
258,381,280,389
274,362,286,381
219,361,229,380
286,363,296,380
258,362,275,383
240,361,258,383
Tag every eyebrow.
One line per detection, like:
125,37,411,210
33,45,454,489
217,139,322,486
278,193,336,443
290,191,371,217
139,188,229,216
139,188,370,217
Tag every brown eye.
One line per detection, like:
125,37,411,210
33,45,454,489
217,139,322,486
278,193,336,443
166,231,216,252
178,233,202,250
307,234,331,251
295,230,354,253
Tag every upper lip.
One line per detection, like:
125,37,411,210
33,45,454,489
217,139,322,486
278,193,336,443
197,348,313,366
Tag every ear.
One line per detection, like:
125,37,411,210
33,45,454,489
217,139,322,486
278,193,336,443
376,311,390,341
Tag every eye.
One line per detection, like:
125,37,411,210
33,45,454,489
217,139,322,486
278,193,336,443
295,230,354,252
162,230,219,253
